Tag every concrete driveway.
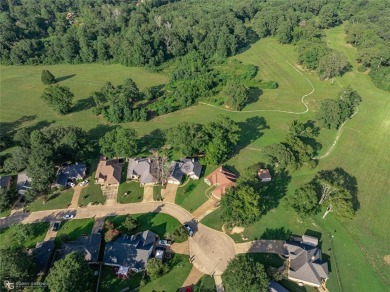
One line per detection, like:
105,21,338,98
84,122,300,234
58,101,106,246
143,186,154,202
235,240,285,255
103,185,118,206
162,183,178,203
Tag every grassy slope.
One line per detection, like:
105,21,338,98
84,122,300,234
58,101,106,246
0,222,49,249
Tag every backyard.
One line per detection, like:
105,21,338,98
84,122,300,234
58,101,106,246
0,222,49,249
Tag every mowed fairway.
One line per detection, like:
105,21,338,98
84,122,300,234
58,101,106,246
1,31,389,290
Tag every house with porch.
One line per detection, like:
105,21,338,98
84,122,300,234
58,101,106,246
127,158,159,186
283,235,329,288
55,163,86,187
95,157,123,186
168,158,202,185
56,233,102,263
204,166,237,199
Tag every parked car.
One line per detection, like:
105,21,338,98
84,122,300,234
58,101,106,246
52,222,60,231
184,224,194,237
67,182,76,187
80,179,89,187
63,214,74,220
158,239,171,246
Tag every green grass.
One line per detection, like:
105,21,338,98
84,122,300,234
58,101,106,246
140,254,192,292
55,218,94,244
175,165,217,212
0,209,11,218
106,212,186,243
0,222,49,249
194,275,216,291
118,181,143,203
26,188,74,212
79,181,105,206
153,185,163,200
99,267,143,292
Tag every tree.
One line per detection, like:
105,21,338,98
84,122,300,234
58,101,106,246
0,247,35,283
146,258,169,280
13,223,34,245
104,228,120,242
316,169,355,220
263,143,295,169
316,99,350,129
122,215,138,232
40,85,74,114
0,188,15,213
318,51,349,79
46,252,94,292
41,69,56,85
318,4,340,28
221,185,261,226
223,256,269,292
3,147,29,173
284,184,318,217
223,81,249,111
99,128,138,158
203,116,240,165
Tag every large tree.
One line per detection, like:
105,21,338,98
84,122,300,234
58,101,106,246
41,85,74,114
284,183,318,217
166,122,209,156
316,99,350,129
263,143,295,169
46,252,94,292
203,116,240,165
221,185,261,226
146,258,170,280
223,256,269,292
99,128,138,158
0,247,35,283
223,81,249,111
318,51,349,79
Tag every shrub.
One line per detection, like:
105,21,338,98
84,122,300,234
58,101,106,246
41,70,56,85
104,229,120,242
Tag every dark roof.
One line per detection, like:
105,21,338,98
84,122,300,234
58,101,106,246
181,158,202,178
31,240,55,275
56,163,86,186
284,240,329,286
58,233,101,262
0,176,11,189
268,281,289,292
169,162,184,182
104,230,156,270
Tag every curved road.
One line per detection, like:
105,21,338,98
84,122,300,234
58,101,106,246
0,202,236,276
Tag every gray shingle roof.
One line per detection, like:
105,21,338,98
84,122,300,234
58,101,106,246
103,230,156,270
31,240,55,275
168,158,202,183
127,158,158,184
56,163,86,186
58,233,101,262
0,176,11,189
284,241,329,286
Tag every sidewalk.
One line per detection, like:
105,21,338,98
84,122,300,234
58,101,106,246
69,186,82,209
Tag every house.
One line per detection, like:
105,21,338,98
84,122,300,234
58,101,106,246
57,233,102,263
204,166,237,199
168,158,202,185
127,158,159,186
283,236,329,288
55,163,86,187
104,230,156,275
258,168,272,182
0,176,11,190
29,240,55,276
17,171,32,195
95,158,123,186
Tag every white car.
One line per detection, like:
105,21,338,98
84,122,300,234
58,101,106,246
63,214,74,220
158,240,171,246
80,179,89,187
67,182,76,187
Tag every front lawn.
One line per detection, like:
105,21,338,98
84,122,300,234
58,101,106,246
55,218,94,244
79,181,105,206
175,180,210,212
0,222,49,249
106,213,186,242
26,188,74,212
118,181,143,203
153,185,163,201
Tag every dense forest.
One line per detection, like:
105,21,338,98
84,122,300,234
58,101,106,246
1,0,389,90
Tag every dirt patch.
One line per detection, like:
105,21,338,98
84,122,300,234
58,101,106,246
231,226,245,234
384,255,390,266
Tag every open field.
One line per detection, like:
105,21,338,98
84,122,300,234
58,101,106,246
0,222,49,249
1,25,390,290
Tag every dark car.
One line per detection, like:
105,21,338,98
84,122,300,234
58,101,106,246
52,222,60,231
184,224,194,237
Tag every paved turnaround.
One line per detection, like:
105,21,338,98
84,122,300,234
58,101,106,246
0,202,236,276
